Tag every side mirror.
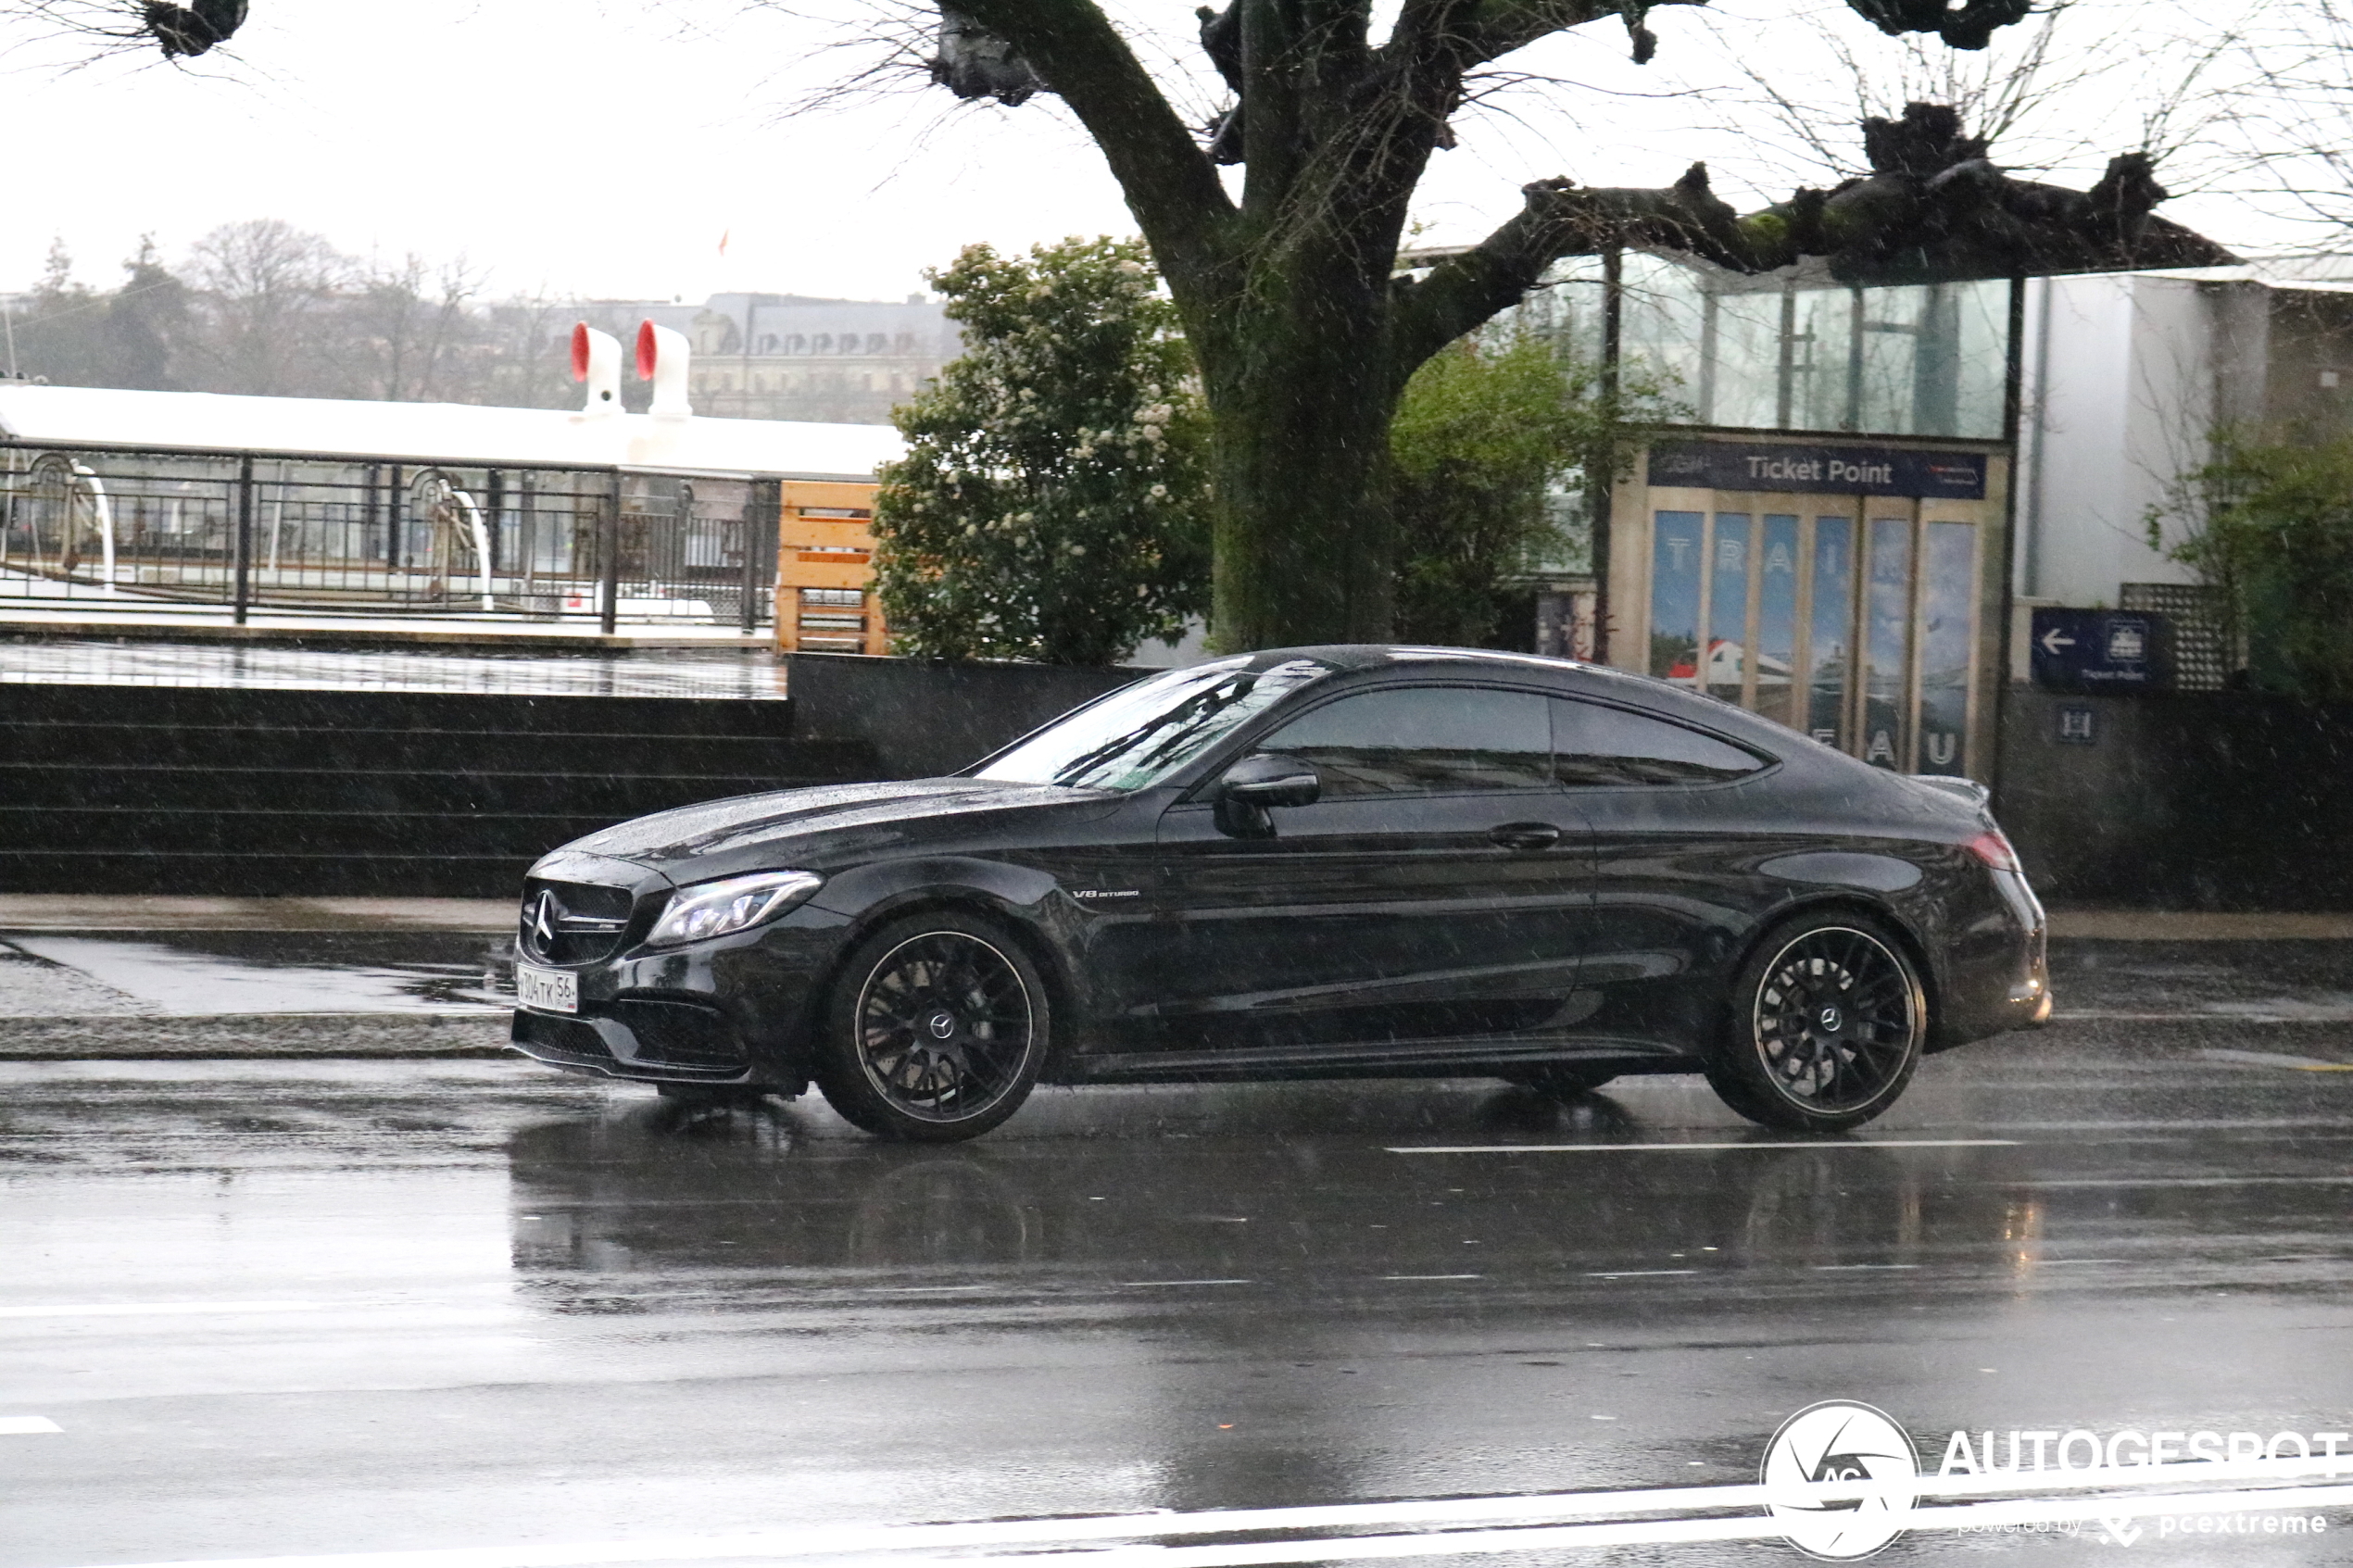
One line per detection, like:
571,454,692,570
1219,752,1320,809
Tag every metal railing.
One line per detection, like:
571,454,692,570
0,445,779,634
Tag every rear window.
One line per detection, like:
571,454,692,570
1551,697,1768,786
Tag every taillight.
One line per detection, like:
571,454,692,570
1965,829,2020,872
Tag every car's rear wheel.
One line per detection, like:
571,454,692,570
814,912,1049,1143
1705,913,1925,1133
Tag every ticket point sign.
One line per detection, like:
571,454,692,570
2030,608,2171,693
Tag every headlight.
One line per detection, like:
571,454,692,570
647,871,824,947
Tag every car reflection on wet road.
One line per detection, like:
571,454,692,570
2,1023,2349,1567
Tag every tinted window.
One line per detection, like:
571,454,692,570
977,657,1333,791
1261,686,1553,797
1551,698,1767,786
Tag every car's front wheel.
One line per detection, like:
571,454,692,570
1705,913,1926,1133
814,912,1050,1143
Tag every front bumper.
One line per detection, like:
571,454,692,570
512,1001,758,1082
509,903,848,1088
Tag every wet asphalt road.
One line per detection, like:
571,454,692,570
3,961,2351,1566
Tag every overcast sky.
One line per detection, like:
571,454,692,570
1,0,2309,306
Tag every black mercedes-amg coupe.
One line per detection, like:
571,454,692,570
510,646,2050,1140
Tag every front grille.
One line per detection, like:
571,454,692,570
608,997,747,1069
511,1010,613,1061
519,878,636,965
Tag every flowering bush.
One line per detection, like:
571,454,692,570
872,237,1210,665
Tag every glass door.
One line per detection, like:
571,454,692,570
1802,508,1859,749
1860,510,1917,769
1752,510,1802,727
1913,519,1980,775
1643,496,1982,777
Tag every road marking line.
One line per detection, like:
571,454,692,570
871,1485,2353,1568
0,1416,61,1435
1116,1280,1252,1287
43,1464,2353,1568
1379,1273,1483,1281
0,1301,322,1320
2067,1011,2353,1022
1811,1263,1921,1271
1584,1270,1697,1278
2197,1048,2352,1070
1388,1139,2020,1154
860,1286,990,1295
2027,1175,2353,1188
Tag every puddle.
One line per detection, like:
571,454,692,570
4,932,515,1015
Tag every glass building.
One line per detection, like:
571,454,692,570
1509,252,2017,782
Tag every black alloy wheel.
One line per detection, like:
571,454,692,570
814,912,1050,1142
1705,914,1926,1133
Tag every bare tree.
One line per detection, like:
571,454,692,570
1692,2,2252,226
2227,0,2353,244
347,253,489,402
899,2,2232,646
182,218,347,395
0,0,246,61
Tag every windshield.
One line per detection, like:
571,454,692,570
974,657,1333,792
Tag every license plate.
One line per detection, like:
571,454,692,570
515,963,578,1014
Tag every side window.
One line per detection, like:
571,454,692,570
1552,698,1768,786
1260,686,1553,797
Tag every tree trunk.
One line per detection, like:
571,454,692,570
1199,284,1400,648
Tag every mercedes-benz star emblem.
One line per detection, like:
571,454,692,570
1818,1004,1843,1033
532,891,560,949
926,1010,957,1040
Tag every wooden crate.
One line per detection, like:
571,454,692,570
774,480,888,655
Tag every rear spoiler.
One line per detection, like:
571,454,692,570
1907,774,1992,809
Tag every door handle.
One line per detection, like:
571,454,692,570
1489,822,1564,851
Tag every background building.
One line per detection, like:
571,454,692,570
1493,253,2014,782
573,294,959,425
2015,256,2353,621
3,261,960,427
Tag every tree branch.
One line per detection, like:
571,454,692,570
1390,162,1779,371
950,0,1236,294
1390,117,2238,382
1387,0,1696,76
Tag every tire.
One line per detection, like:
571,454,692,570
1508,1063,1619,1099
1705,912,1926,1133
813,911,1051,1143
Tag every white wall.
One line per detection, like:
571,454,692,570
2017,273,2215,608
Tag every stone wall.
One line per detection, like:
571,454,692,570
1996,686,2353,909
